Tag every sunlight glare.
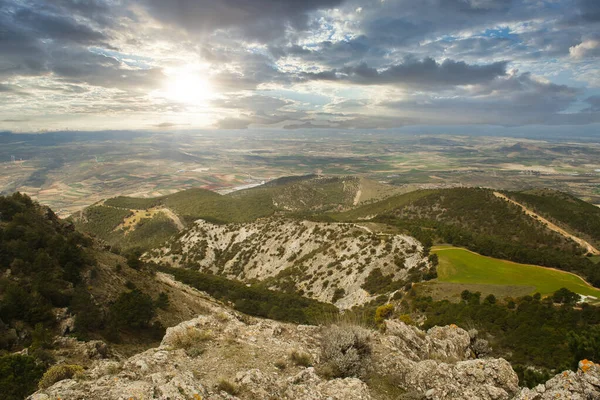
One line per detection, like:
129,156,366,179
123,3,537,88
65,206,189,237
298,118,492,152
163,67,213,104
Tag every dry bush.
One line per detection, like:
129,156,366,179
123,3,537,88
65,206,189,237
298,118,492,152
318,325,372,379
169,326,213,357
217,378,240,395
289,350,312,367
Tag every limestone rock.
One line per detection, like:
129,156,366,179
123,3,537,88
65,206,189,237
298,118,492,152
514,360,600,400
27,313,599,400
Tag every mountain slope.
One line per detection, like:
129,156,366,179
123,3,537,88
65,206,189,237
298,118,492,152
333,187,600,286
503,189,600,251
146,218,432,309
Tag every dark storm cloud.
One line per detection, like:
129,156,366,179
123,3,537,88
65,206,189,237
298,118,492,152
579,0,600,22
0,0,113,77
301,58,508,88
0,0,163,93
12,5,108,44
142,0,345,40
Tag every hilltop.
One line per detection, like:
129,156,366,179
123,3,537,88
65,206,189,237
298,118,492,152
70,175,404,252
28,303,600,400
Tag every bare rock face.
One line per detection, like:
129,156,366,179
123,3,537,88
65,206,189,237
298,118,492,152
514,360,600,400
378,320,518,400
28,312,600,400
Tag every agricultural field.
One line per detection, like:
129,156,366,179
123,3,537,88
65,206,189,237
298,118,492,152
431,246,600,301
1,130,600,217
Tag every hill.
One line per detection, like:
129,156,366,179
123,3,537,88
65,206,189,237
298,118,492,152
504,189,600,250
71,175,402,252
145,218,433,309
333,187,600,287
0,194,339,398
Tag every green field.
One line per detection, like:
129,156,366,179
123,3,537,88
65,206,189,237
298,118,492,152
434,246,600,299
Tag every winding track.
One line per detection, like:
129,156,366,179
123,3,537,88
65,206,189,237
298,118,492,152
493,191,600,256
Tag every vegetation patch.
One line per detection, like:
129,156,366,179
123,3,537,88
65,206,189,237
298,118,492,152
38,364,83,389
156,265,338,324
434,246,600,299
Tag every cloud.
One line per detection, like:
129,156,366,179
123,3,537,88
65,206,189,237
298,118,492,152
579,0,600,22
153,122,190,129
301,58,508,88
570,38,600,59
584,96,600,112
381,72,591,126
142,0,344,40
0,0,599,132
215,117,253,130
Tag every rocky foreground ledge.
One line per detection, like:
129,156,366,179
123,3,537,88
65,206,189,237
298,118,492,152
30,307,600,400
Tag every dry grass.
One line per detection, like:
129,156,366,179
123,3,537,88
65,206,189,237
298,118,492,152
216,378,240,395
168,326,214,357
289,350,313,367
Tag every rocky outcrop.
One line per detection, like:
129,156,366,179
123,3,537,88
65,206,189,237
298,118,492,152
31,307,589,400
145,218,431,308
514,360,600,400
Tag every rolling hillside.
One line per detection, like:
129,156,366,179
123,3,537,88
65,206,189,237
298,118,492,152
333,187,600,286
145,218,432,309
71,175,402,251
504,189,600,250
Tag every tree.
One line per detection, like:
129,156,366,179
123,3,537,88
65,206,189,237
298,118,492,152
108,290,155,329
155,292,170,310
0,354,45,400
552,288,580,305
484,294,497,305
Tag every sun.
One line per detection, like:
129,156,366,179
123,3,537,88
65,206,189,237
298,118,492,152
163,67,214,104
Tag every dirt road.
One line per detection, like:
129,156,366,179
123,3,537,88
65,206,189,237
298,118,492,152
493,192,600,256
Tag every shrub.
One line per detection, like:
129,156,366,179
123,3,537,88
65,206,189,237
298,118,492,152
216,378,239,395
155,292,170,310
331,287,345,303
274,359,287,370
319,325,372,379
398,314,414,325
108,290,155,329
38,364,83,389
169,327,213,357
374,304,395,326
289,350,312,367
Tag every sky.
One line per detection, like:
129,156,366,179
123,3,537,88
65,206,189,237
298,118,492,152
0,0,599,134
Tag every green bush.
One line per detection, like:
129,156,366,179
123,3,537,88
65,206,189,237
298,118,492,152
0,354,45,400
108,290,156,330
38,364,83,389
374,304,394,326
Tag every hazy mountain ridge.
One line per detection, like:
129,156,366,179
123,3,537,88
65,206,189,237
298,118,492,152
146,218,432,309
